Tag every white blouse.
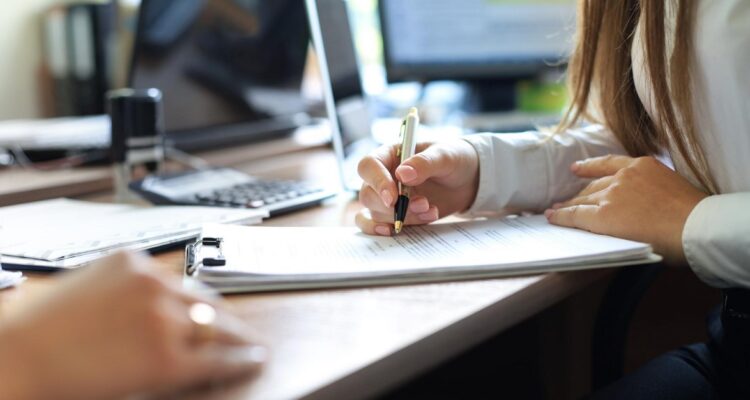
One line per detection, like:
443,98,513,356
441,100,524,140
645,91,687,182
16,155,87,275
463,0,750,288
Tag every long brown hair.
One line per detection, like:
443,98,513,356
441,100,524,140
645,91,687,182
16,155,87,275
559,0,716,193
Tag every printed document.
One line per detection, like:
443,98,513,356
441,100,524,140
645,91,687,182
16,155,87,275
198,216,656,284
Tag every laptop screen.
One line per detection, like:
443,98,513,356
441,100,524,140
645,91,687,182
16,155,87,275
130,0,311,149
308,0,372,166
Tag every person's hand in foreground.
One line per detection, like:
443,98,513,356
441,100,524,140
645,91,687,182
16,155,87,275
356,139,480,236
0,252,266,400
546,155,708,264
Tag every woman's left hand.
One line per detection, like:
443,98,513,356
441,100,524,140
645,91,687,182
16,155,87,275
545,155,708,265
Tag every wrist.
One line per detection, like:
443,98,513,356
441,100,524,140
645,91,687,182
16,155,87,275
668,193,709,267
456,139,480,212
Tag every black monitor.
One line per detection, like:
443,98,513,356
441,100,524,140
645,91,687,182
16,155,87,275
379,0,576,111
129,0,312,151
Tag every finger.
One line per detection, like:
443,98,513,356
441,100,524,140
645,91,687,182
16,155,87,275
170,279,224,308
355,209,394,236
360,185,431,216
544,205,599,232
571,155,635,178
164,295,250,348
577,176,614,197
552,191,604,210
358,146,399,207
359,194,432,223
370,205,440,226
396,145,455,186
407,195,430,214
205,311,260,347
106,252,219,304
356,205,440,236
183,344,267,386
358,185,392,215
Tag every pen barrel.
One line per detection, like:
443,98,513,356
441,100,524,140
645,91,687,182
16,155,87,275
399,111,419,163
394,194,410,223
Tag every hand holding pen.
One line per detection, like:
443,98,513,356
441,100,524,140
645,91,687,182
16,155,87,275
355,109,481,236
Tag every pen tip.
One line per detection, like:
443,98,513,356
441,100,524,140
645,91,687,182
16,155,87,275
394,221,403,234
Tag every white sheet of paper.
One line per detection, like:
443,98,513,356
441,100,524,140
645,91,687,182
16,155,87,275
0,199,267,266
201,215,651,277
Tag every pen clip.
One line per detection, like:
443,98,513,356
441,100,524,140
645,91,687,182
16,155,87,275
396,118,406,159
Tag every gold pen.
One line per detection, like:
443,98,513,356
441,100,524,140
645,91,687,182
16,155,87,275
394,107,419,234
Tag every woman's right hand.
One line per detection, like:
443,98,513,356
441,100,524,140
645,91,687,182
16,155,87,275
0,252,265,400
356,139,480,235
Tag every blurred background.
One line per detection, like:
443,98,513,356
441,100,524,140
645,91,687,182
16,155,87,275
0,0,138,120
0,0,572,122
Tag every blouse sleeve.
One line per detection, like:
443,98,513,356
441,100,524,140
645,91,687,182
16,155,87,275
462,124,627,215
683,193,750,289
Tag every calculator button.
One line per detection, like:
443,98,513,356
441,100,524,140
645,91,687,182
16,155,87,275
247,200,265,208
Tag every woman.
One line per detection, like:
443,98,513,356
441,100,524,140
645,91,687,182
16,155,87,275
357,0,749,398
0,252,265,399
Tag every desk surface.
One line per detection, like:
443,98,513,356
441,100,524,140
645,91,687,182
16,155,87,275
0,145,608,400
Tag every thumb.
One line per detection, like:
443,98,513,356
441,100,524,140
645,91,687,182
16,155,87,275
395,145,454,186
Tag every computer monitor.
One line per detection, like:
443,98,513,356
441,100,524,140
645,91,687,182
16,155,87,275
129,0,312,151
379,0,576,110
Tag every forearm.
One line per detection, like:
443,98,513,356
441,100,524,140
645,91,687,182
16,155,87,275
463,124,627,215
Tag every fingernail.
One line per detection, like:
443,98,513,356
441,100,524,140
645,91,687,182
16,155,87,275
397,165,418,183
544,209,554,219
418,210,438,221
381,190,393,207
571,161,581,172
409,198,430,213
375,225,391,236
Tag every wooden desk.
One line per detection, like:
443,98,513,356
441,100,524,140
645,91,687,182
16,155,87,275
0,145,609,399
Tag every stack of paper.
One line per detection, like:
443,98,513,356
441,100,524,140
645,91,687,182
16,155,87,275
187,215,661,293
0,199,267,269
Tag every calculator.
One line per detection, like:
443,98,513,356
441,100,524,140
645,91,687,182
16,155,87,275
130,168,338,217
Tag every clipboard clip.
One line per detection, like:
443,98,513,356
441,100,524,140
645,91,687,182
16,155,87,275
185,237,226,276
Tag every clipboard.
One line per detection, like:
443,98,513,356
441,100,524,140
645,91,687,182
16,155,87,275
183,219,663,294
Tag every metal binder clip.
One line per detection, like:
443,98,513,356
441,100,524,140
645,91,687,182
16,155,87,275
201,237,226,266
185,237,226,276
